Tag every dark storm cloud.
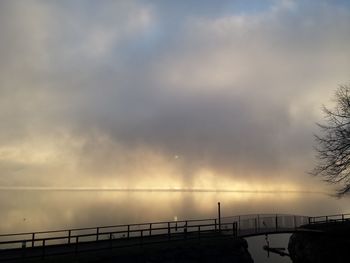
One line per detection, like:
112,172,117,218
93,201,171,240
0,0,349,188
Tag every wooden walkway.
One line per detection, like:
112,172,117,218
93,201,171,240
0,213,348,261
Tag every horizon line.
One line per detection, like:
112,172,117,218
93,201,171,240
0,186,327,194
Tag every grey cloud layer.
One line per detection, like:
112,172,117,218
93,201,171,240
0,0,349,187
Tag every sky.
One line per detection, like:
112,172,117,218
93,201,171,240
0,0,349,191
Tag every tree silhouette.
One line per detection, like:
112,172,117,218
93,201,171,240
312,84,350,195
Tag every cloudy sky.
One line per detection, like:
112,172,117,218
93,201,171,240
0,0,349,191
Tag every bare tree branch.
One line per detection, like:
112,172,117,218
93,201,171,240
312,84,350,196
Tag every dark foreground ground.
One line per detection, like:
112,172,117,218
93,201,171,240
0,233,254,263
289,220,350,263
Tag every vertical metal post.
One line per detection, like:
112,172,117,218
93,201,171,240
96,227,99,241
238,216,241,234
68,230,71,244
21,241,26,260
150,223,152,236
218,202,221,233
308,217,311,224
255,218,257,233
31,233,35,247
42,240,45,259
233,222,237,237
326,216,328,223
214,219,217,232
75,236,79,254
342,214,345,221
109,233,113,248
198,226,201,239
275,215,278,230
127,225,130,239
168,222,170,240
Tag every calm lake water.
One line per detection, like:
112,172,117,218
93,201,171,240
1,190,349,262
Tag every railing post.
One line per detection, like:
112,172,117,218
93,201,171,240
275,215,278,230
257,215,260,232
214,219,217,232
127,225,130,239
168,222,171,240
21,241,26,259
109,233,113,248
96,227,99,241
150,223,152,236
218,202,221,233
308,217,311,224
294,216,296,229
42,239,46,259
255,218,257,233
326,216,328,223
342,214,344,221
198,226,201,239
238,216,241,235
31,233,35,247
68,230,71,244
75,236,79,254
184,221,188,238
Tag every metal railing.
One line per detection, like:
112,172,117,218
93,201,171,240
0,218,222,261
308,213,350,224
0,213,347,261
221,214,310,237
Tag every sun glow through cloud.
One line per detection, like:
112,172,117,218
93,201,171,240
0,0,348,195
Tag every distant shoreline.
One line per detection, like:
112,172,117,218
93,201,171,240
0,186,328,194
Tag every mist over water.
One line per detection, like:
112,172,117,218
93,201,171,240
1,189,349,262
1,190,348,233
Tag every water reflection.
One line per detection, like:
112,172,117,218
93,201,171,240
1,190,349,234
247,234,292,263
1,190,349,262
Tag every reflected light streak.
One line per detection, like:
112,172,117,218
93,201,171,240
0,189,306,233
0,137,325,194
